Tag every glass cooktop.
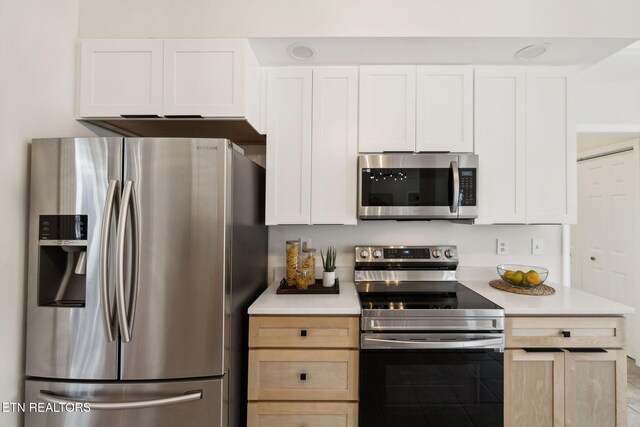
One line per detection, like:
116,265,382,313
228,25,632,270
358,282,502,311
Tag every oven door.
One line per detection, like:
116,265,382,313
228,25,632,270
358,153,478,220
360,333,504,427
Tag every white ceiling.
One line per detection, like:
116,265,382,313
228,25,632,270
249,37,637,68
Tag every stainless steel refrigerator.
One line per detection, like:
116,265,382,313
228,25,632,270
24,137,267,426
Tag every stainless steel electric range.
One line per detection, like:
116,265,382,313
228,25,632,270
355,245,505,427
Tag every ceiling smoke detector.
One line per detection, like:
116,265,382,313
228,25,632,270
287,43,317,61
514,43,552,61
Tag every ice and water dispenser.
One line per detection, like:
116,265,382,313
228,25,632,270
37,215,88,307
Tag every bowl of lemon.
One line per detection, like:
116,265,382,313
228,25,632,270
497,264,548,287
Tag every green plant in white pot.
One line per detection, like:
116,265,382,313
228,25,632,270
321,247,337,287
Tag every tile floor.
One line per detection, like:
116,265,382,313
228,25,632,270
628,358,640,426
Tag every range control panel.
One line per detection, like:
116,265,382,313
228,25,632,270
355,245,458,263
39,215,88,240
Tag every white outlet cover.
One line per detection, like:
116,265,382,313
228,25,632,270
496,239,508,256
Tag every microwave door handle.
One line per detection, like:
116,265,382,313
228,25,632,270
450,160,460,214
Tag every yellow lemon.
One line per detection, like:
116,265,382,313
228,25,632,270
526,270,542,286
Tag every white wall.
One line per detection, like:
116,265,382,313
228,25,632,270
268,223,564,283
577,45,640,129
78,0,640,39
0,1,95,425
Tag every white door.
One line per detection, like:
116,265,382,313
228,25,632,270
416,66,473,152
163,39,246,117
574,141,640,360
311,67,359,225
474,68,526,224
265,68,313,225
78,39,163,117
358,66,416,153
525,68,577,224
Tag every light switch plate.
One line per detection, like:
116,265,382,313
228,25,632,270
532,238,543,255
496,239,508,256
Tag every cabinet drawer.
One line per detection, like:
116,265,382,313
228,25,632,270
248,349,358,401
506,317,625,349
249,316,359,349
248,402,357,427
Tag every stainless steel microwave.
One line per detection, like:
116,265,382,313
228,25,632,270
358,153,478,220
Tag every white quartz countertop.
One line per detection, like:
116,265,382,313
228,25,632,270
248,280,361,315
461,280,635,316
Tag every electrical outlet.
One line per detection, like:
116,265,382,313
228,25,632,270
496,239,508,256
532,238,543,255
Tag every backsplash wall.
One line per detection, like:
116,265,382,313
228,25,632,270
268,222,564,283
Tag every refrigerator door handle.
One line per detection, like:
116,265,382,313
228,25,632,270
115,180,140,343
99,179,120,342
38,390,203,410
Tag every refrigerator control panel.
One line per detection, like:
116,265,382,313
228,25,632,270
39,215,87,240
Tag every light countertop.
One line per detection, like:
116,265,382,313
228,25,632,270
248,280,361,315
461,280,635,316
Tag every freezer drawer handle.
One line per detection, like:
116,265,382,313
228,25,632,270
115,180,140,343
99,179,120,342
38,390,202,410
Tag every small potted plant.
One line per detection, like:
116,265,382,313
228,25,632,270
321,246,337,287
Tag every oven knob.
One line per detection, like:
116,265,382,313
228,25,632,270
360,249,369,259
432,250,442,259
445,249,454,258
373,250,382,259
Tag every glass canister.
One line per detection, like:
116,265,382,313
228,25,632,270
295,268,310,289
300,248,316,286
285,240,301,286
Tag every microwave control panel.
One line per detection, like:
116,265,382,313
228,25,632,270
460,169,476,206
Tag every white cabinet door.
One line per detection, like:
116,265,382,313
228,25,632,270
311,67,359,225
359,66,416,153
525,68,577,224
163,39,248,117
78,39,163,117
416,66,473,152
475,68,526,224
265,68,313,225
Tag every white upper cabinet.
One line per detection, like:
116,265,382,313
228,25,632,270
416,66,473,152
163,39,260,127
311,67,359,225
359,66,416,153
78,38,262,131
475,67,576,224
525,68,576,224
265,68,313,225
475,68,526,224
78,39,163,117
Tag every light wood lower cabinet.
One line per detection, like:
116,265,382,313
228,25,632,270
248,316,359,426
248,402,357,427
564,349,627,427
505,316,627,427
248,349,358,401
505,349,565,427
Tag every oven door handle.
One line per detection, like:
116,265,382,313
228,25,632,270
362,336,504,350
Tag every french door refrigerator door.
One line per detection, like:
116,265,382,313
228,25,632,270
119,138,230,380
26,137,123,380
25,378,224,427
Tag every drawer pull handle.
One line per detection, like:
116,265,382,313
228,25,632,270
562,331,571,338
300,330,307,337
300,373,307,381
